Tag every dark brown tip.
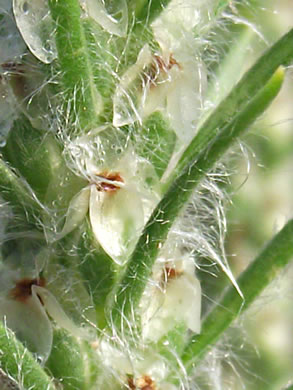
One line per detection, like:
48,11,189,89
9,277,46,303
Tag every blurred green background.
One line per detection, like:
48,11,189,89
200,1,293,389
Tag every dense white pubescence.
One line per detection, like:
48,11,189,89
96,338,183,389
113,4,207,144
151,0,208,143
59,127,161,265
12,0,57,64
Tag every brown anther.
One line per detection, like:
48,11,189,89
168,54,181,70
161,267,183,286
9,277,46,303
126,376,136,390
165,267,178,279
126,375,156,390
137,375,156,390
146,54,181,87
95,172,124,193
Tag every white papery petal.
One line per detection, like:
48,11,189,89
13,0,57,63
89,185,144,265
113,44,152,127
151,0,204,52
85,0,128,37
33,286,86,339
143,258,201,341
165,274,201,333
55,187,90,240
166,61,204,143
0,293,53,364
99,340,168,383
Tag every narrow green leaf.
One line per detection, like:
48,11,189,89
0,323,55,390
181,218,293,369
168,28,293,185
108,63,285,330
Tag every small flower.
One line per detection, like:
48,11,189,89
97,339,170,389
56,132,161,265
141,250,201,342
0,257,84,363
113,1,207,144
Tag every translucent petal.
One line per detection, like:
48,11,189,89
85,0,128,37
142,258,201,341
166,61,205,143
164,274,201,333
0,3,26,63
12,0,57,63
113,44,153,127
89,184,144,265
33,286,86,339
151,0,204,52
0,293,53,363
54,187,90,241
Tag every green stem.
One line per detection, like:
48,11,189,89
181,218,293,369
108,63,284,329
0,324,55,390
166,27,293,187
48,0,100,131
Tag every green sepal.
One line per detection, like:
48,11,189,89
0,323,55,390
46,328,86,390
